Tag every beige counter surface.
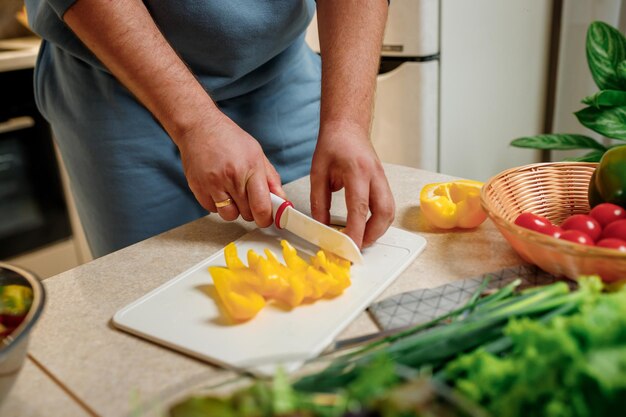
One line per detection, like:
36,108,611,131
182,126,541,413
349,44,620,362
26,164,522,417
0,357,90,417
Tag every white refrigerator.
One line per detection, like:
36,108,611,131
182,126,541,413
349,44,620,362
306,0,440,171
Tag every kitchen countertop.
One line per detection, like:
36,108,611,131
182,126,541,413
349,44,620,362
0,357,89,417
19,164,522,417
0,37,40,73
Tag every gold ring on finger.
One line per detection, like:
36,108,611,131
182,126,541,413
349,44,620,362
214,198,233,208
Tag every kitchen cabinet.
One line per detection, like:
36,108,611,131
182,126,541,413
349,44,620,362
0,38,90,278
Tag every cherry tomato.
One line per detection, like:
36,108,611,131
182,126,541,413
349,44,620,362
514,212,554,234
601,219,626,241
561,214,602,242
596,238,626,252
543,224,563,238
589,203,626,227
559,230,594,246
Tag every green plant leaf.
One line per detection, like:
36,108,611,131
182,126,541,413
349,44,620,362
564,149,605,162
510,134,606,150
575,106,626,139
586,21,626,90
617,60,626,82
582,90,626,108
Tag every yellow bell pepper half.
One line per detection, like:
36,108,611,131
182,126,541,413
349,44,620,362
419,180,487,229
208,241,352,322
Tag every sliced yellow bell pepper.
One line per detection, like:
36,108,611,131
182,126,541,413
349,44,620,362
263,249,306,307
419,180,487,229
224,242,246,270
273,271,307,308
208,240,352,322
209,266,265,321
250,254,289,299
310,251,351,295
281,240,309,272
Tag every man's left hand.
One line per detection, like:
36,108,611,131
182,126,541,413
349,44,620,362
310,121,395,249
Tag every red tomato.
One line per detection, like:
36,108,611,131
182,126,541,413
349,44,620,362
596,238,626,252
514,212,554,233
601,219,626,241
559,230,594,246
561,214,602,242
590,203,626,227
543,224,563,238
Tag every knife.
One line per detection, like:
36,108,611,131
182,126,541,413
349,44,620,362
270,193,364,264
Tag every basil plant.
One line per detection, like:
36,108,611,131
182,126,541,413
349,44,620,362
511,21,626,162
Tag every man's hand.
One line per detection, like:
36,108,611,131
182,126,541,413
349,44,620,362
314,0,392,248
64,0,284,227
311,121,394,248
178,114,285,227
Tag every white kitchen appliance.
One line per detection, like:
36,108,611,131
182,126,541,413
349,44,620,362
306,0,440,171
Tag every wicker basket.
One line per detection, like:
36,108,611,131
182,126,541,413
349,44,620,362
481,162,626,282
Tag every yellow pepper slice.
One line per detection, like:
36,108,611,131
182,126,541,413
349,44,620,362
419,180,487,229
311,251,350,294
263,249,306,307
273,271,307,308
281,240,309,272
209,267,265,321
250,254,289,299
304,266,335,299
224,242,245,270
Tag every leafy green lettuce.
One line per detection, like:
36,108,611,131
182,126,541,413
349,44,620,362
445,278,626,417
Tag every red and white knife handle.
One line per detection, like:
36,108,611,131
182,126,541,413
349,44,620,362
270,193,293,229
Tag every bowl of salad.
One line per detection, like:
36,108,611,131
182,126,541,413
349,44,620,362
0,262,45,403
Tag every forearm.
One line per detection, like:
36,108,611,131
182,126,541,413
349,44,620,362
315,0,388,136
64,0,221,145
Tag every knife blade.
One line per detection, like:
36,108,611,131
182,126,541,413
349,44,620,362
270,193,364,264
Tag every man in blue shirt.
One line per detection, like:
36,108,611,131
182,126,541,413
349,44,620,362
25,0,395,258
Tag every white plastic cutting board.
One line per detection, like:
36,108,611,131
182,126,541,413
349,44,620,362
113,226,426,376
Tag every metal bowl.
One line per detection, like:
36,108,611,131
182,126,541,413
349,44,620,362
0,262,45,403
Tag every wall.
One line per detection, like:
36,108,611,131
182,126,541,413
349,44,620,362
439,0,553,181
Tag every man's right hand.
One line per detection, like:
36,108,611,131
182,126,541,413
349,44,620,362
178,115,286,227
64,1,284,228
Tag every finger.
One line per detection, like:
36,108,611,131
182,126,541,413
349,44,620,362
246,170,273,228
310,168,331,225
210,190,240,222
191,185,218,213
264,158,286,199
362,176,395,247
343,175,370,249
227,181,254,222
185,173,218,212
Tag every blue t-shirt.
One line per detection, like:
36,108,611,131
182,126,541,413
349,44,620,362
24,0,316,100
